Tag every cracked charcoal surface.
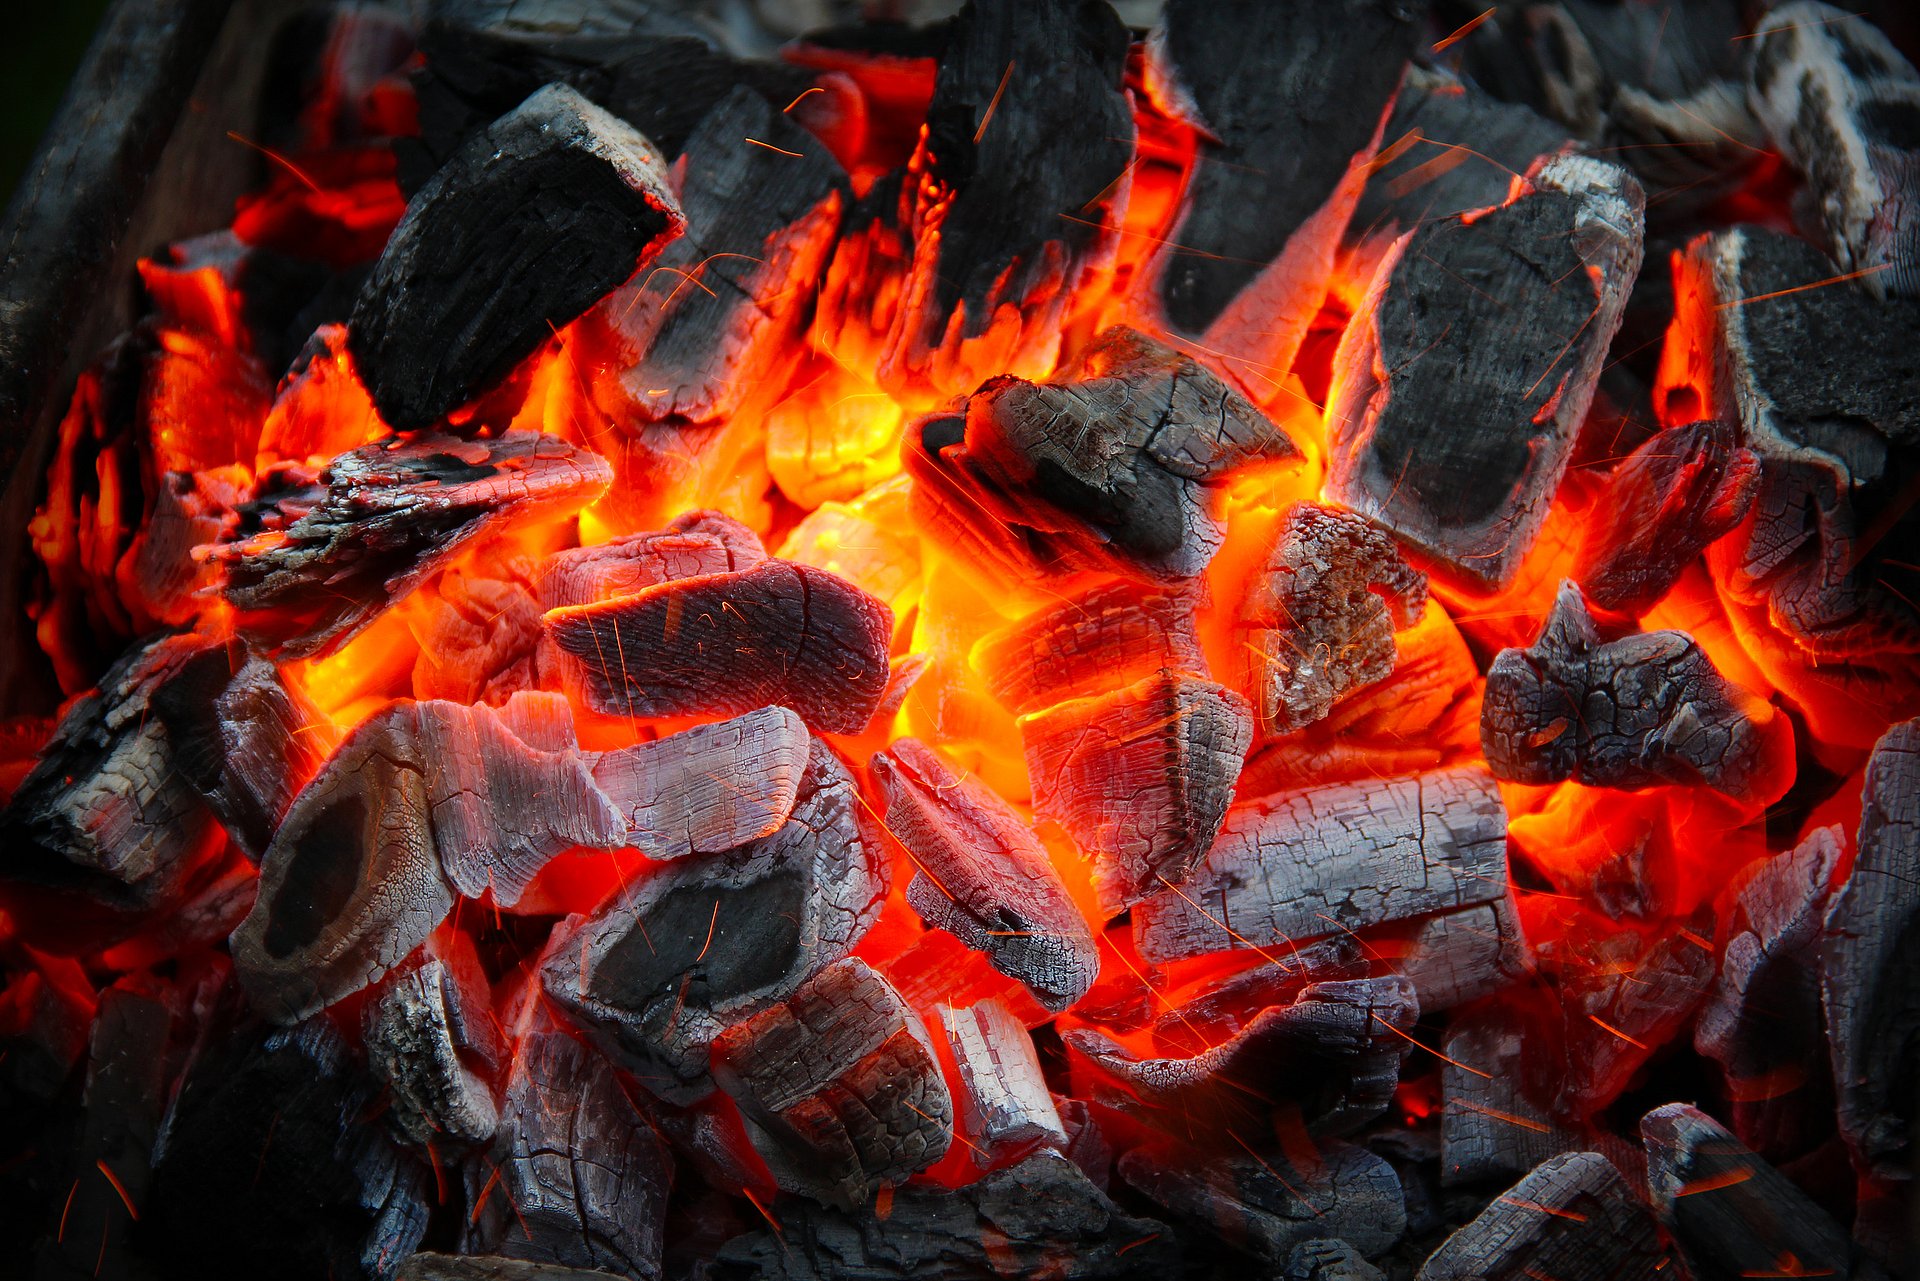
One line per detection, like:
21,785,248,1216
976,578,1207,716
363,943,503,1151
1415,1152,1669,1281
538,508,766,608
590,705,808,860
941,999,1066,1157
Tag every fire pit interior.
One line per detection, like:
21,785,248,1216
3,0,1919,1278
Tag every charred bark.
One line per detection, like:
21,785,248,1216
940,999,1067,1161
1415,1151,1669,1281
976,579,1206,716
364,938,505,1152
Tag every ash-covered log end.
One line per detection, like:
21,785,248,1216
1416,1151,1669,1281
350,82,686,429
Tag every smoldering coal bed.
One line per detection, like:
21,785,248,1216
2,1,1919,1279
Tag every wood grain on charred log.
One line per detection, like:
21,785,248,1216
940,999,1067,1161
976,578,1206,716
1326,153,1644,591
872,738,1095,1010
1133,766,1508,963
364,939,505,1152
539,509,765,609
349,82,684,429
591,705,808,861
1416,1151,1669,1281
1440,1005,1586,1189
1480,581,1791,801
1025,668,1253,916
216,430,612,658
712,957,951,1209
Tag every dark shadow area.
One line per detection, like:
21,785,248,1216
1,1,116,208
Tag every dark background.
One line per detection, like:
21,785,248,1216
1,1,117,209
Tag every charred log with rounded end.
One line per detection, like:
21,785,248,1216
1415,1151,1670,1281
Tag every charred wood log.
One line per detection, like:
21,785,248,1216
1147,938,1369,1057
545,559,893,734
1142,0,1426,373
1696,825,1842,1161
591,705,808,861
1395,890,1532,1014
1822,717,1920,1180
544,740,886,1104
940,999,1067,1161
1025,668,1253,916
1439,1003,1589,1189
1642,1103,1860,1281
1119,1136,1405,1266
711,1149,1181,1281
1326,153,1645,591
463,1016,673,1280
1415,1151,1669,1281
1480,581,1792,802
1750,2,1920,298
711,957,951,1208
976,578,1206,716
349,82,685,429
123,463,250,629
1283,1239,1386,1281
872,738,1096,1011
1574,419,1761,617
907,326,1302,586
399,1256,628,1281
1133,766,1508,964
216,431,613,658
538,509,764,608
1237,501,1426,738
363,937,505,1152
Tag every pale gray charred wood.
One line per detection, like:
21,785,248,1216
545,559,893,734
1822,717,1920,1180
872,738,1096,1010
0,632,222,915
1480,581,1789,801
364,940,506,1152
1147,938,1368,1056
1144,0,1426,365
711,1149,1182,1281
231,695,626,1023
543,740,886,1104
590,705,808,860
1119,1136,1405,1265
588,87,846,425
464,1017,672,1280
1642,1103,1859,1281
1238,501,1427,738
538,509,764,609
1396,890,1532,1013
215,430,613,659
892,0,1132,363
975,578,1207,716
1326,153,1644,591
1284,1239,1386,1281
907,326,1302,585
428,0,707,42
1668,227,1920,660
1415,1151,1669,1281
940,999,1067,1161
1574,419,1761,617
711,957,951,1208
1696,825,1842,1161
1025,668,1253,916
1065,976,1417,1139
1132,765,1508,964
1751,2,1920,298
349,82,685,430
1439,1003,1589,1189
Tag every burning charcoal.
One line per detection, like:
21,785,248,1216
871,738,1096,1010
408,552,552,705
1480,581,1792,802
349,83,685,429
1120,1136,1405,1265
1,633,223,916
1416,1151,1669,1281
908,326,1303,585
885,0,1133,385
711,957,951,1208
1696,825,1841,1161
363,938,505,1151
1142,0,1426,373
1822,717,1920,1180
1326,153,1645,591
463,1016,672,1279
976,579,1207,716
591,705,809,860
1397,891,1532,1013
1067,976,1417,1138
1751,2,1920,298
1148,938,1368,1055
1574,419,1761,617
1237,501,1427,737
1661,227,1920,664
1641,1103,1859,1281
400,1256,632,1281
583,86,846,425
145,1000,430,1280
1133,765,1507,964
124,464,250,628
940,999,1067,1161
216,430,613,658
546,559,893,734
544,740,886,1103
538,508,765,608
713,1149,1181,1280
1025,668,1253,915
1284,1239,1386,1281
232,697,626,1023
1440,1004,1588,1189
